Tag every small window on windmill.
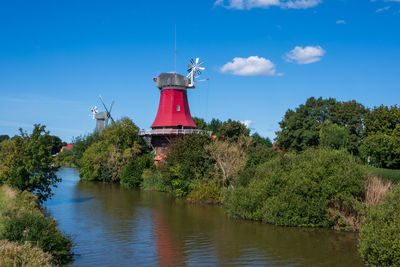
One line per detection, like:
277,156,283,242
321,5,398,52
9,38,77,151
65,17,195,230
176,105,180,111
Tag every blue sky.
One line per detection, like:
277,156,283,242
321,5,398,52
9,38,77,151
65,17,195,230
0,0,399,142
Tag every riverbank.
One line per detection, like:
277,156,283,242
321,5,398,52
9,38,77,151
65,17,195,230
0,185,73,266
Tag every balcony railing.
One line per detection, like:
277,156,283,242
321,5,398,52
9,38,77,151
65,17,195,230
139,129,212,136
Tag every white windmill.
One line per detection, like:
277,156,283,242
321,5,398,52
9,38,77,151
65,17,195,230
89,106,99,119
187,57,205,87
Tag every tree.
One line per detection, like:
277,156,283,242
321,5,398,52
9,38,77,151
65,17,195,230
47,135,63,155
0,135,10,142
0,124,60,202
160,133,214,197
192,117,208,130
364,105,400,138
206,135,250,187
319,123,350,150
360,134,400,169
275,97,367,153
218,119,250,142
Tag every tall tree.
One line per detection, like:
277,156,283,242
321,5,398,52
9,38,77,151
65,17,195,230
0,125,60,202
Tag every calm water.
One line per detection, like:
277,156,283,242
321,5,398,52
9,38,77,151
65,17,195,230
45,168,366,266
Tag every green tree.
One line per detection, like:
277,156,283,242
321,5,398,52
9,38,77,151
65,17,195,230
360,134,400,169
319,123,350,150
276,97,367,153
47,135,63,155
0,135,10,142
192,117,208,130
218,119,250,142
364,105,400,138
0,125,60,202
160,133,214,197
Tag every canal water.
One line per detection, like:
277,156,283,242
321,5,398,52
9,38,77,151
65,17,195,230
45,168,366,266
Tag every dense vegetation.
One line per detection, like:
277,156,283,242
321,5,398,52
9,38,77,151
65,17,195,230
61,97,400,266
0,124,60,203
0,185,73,266
359,184,400,266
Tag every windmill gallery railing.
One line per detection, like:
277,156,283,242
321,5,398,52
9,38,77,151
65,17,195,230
138,129,212,137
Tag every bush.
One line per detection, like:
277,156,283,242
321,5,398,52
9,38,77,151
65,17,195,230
1,212,73,266
225,148,367,228
0,240,53,267
120,154,153,188
141,169,168,192
187,180,225,204
159,134,214,197
359,185,400,266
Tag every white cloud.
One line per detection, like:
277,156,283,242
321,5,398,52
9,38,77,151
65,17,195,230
241,120,252,128
285,46,325,64
221,56,280,76
336,20,346,24
376,6,391,12
214,0,321,10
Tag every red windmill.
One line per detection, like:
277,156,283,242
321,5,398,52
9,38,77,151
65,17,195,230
139,58,209,161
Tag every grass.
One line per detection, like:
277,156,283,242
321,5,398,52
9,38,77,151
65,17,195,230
367,166,400,184
0,186,6,232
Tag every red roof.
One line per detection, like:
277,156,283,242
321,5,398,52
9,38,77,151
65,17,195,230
151,89,196,128
61,144,73,152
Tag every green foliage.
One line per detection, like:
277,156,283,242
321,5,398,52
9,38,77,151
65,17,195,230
360,134,400,169
192,117,208,130
120,153,153,188
187,180,225,204
0,124,60,203
0,135,10,142
367,166,400,184
276,97,367,154
1,212,73,266
217,119,250,142
0,240,54,267
141,169,168,192
251,132,272,148
225,148,367,227
359,185,400,266
364,105,400,138
159,133,214,197
71,132,101,167
54,149,76,168
319,123,350,150
78,118,152,183
47,135,63,155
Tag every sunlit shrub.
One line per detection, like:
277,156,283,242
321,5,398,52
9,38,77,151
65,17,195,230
359,185,400,266
0,240,53,267
1,212,73,266
187,180,225,204
225,148,367,228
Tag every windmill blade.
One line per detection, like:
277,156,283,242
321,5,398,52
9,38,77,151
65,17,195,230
198,62,204,66
187,68,192,73
99,95,110,113
195,57,199,64
109,100,114,113
199,67,205,70
190,59,195,65
197,69,201,75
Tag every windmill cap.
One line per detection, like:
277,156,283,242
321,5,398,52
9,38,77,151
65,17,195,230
156,73,192,89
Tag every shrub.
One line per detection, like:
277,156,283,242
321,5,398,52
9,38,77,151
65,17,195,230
359,185,400,266
141,169,168,192
187,180,225,204
225,148,367,228
160,134,214,197
1,212,73,266
120,154,153,188
0,240,53,267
